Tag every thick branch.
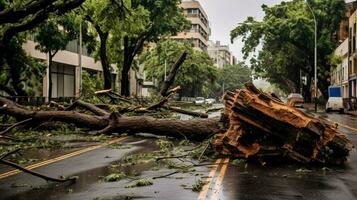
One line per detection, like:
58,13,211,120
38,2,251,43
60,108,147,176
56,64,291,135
0,97,224,140
0,159,76,183
0,118,33,135
160,52,188,96
65,100,109,116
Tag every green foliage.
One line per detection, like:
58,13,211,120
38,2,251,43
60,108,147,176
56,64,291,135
103,172,126,182
141,39,218,97
231,0,345,99
34,12,79,55
0,36,46,96
191,178,207,192
125,178,153,188
211,63,252,97
81,70,103,102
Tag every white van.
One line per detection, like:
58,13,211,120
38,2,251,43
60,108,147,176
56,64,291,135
326,97,344,113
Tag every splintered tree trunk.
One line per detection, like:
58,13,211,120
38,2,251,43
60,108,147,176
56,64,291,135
213,83,353,165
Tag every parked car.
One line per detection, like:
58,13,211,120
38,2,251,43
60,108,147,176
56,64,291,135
205,98,216,105
326,97,344,113
194,97,205,105
287,93,304,107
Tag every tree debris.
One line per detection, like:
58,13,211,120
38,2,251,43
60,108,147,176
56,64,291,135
213,83,353,165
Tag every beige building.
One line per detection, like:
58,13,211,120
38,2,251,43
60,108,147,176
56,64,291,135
348,7,357,98
171,0,210,51
23,39,142,99
207,40,237,68
331,38,349,98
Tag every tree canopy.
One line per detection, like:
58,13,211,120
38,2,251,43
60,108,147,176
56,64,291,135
0,0,86,96
231,0,345,100
140,39,218,98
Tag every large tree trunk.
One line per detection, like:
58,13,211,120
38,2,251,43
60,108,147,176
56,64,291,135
97,28,112,90
121,37,134,97
0,97,224,140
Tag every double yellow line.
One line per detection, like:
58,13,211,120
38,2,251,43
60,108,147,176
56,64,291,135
0,136,128,179
198,158,230,200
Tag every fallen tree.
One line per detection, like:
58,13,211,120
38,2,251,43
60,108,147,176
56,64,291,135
0,83,353,165
214,83,353,165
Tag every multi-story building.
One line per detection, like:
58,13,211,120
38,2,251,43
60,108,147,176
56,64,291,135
330,0,357,108
171,0,210,51
348,7,357,99
331,39,349,98
207,41,236,68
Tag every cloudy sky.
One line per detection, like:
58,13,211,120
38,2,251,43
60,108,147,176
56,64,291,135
196,0,285,61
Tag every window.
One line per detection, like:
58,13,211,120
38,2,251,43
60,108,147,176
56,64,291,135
187,8,199,16
350,27,353,55
352,23,356,52
51,62,75,98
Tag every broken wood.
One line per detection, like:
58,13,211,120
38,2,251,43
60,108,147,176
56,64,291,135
160,52,187,97
213,83,353,165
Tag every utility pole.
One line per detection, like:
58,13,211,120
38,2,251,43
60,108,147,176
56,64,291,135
305,0,318,112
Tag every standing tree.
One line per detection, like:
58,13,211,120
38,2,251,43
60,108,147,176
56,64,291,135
230,0,345,100
214,63,252,97
34,13,79,101
118,0,189,96
81,0,128,90
0,0,86,96
141,39,218,98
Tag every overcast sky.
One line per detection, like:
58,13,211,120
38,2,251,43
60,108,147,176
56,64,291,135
197,0,285,61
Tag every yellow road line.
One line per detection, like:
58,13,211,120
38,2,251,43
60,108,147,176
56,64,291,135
197,159,222,200
336,122,357,132
0,136,128,179
324,118,357,132
210,158,230,200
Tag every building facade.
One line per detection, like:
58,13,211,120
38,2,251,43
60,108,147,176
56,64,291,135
23,39,142,99
171,0,210,51
348,7,357,99
331,39,349,98
330,1,357,107
207,40,236,68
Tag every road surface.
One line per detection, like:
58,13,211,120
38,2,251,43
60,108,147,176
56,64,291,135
1,111,357,200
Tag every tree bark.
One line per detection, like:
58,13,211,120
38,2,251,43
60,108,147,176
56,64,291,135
88,18,112,90
121,36,134,97
214,83,352,165
160,52,187,96
0,97,224,140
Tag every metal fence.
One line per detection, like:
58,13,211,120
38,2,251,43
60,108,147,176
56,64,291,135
4,96,76,106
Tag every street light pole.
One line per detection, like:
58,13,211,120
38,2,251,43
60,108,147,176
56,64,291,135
305,0,318,112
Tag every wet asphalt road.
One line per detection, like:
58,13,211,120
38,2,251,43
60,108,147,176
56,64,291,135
1,110,357,200
218,111,357,200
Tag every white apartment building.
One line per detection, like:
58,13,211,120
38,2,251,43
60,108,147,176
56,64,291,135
207,41,237,69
